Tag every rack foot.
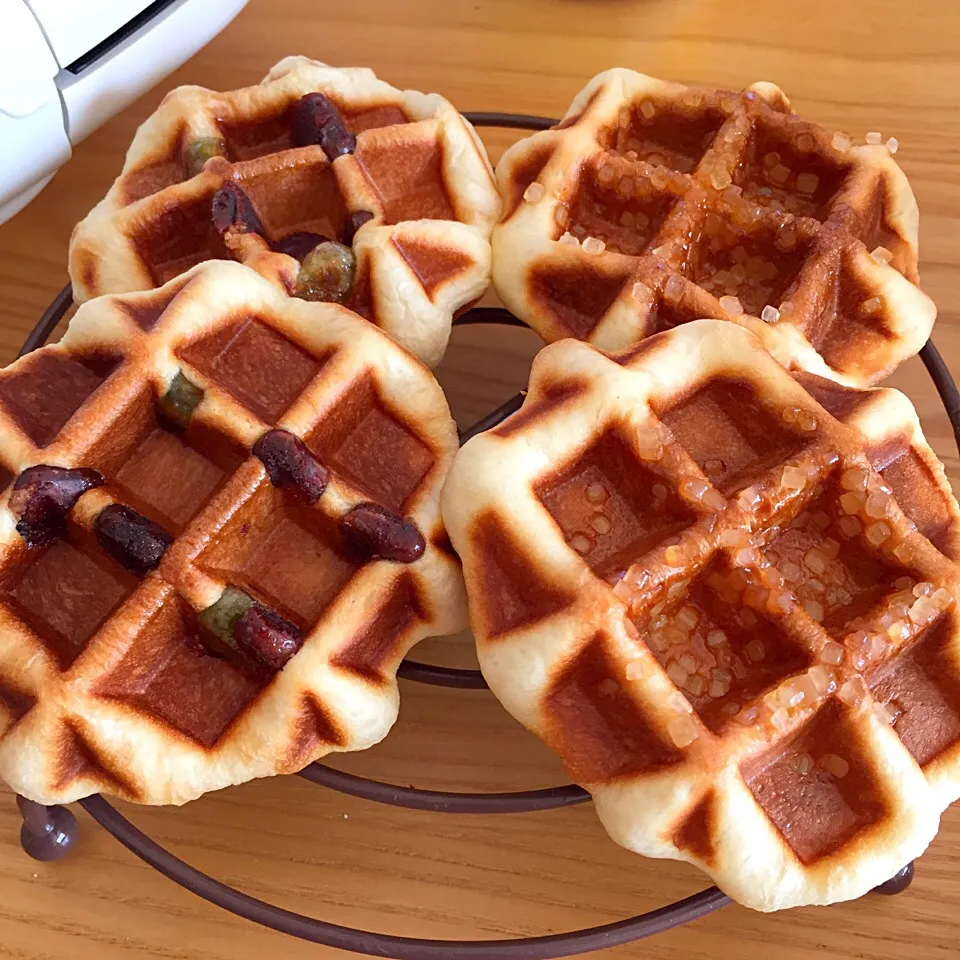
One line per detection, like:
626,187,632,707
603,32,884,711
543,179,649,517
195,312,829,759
872,861,914,895
16,795,78,861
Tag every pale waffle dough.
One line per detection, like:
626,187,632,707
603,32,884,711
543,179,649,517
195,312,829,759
442,319,960,911
0,260,467,806
493,68,936,387
68,56,501,367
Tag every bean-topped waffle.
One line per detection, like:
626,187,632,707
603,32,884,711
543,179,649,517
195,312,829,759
493,69,936,387
69,57,500,366
0,261,466,806
442,319,960,910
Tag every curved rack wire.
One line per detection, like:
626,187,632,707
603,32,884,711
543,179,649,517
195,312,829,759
17,110,959,958
76,794,729,960
298,762,589,813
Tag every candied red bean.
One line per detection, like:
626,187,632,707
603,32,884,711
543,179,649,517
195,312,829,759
183,629,212,658
10,465,103,547
198,586,302,676
94,504,173,575
211,181,265,238
253,429,328,504
272,231,329,262
340,502,425,563
234,605,303,671
290,92,356,160
342,210,373,246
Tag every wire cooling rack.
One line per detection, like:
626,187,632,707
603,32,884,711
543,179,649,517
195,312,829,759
13,112,957,959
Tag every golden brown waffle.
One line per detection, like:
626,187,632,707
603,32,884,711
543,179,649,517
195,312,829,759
493,69,936,387
443,319,960,911
0,261,466,806
69,57,500,367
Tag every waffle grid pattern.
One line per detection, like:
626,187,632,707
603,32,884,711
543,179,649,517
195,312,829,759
69,57,501,366
443,320,960,910
493,69,936,387
0,261,466,806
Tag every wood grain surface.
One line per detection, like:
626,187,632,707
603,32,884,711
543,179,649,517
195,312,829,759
0,0,958,957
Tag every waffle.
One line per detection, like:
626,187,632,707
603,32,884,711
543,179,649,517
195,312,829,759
0,261,466,806
492,69,936,387
68,56,501,367
442,319,960,911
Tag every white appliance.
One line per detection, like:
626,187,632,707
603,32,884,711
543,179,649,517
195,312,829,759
0,0,249,224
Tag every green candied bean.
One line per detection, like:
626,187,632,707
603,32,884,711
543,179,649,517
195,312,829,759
198,586,255,651
294,241,356,304
157,371,203,431
183,137,227,177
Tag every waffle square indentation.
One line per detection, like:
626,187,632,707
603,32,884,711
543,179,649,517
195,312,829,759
3,539,137,669
658,378,807,494
763,479,914,635
96,593,263,747
537,427,697,579
0,351,120,448
867,613,960,767
735,120,848,220
742,699,888,863
180,316,324,422
199,482,359,629
306,374,434,512
641,558,812,733
545,637,683,782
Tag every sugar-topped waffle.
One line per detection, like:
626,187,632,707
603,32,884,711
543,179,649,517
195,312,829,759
68,56,500,367
442,319,960,911
0,260,466,806
493,69,936,387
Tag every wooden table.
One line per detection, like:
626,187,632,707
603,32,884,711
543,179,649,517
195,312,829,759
0,0,958,957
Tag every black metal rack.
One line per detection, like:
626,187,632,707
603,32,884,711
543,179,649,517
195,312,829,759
12,112,958,959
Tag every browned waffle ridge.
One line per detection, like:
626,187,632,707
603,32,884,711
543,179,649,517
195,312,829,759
493,69,936,387
0,261,466,806
68,57,501,367
443,319,960,911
